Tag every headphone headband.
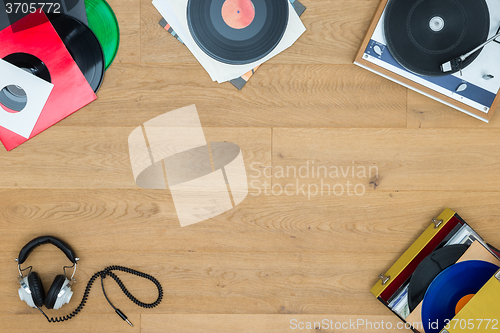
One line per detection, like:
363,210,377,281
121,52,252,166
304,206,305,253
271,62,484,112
17,236,77,265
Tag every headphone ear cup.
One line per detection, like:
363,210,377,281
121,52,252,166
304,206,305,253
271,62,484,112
44,274,66,309
27,272,45,308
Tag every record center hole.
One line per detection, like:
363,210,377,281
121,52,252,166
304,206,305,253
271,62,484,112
0,84,28,113
429,16,445,32
221,0,255,29
455,294,474,314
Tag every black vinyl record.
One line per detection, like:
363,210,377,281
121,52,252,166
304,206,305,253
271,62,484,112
407,244,468,312
47,13,105,92
384,0,490,76
187,0,289,65
0,53,51,112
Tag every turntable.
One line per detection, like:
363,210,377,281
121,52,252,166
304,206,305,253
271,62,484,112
355,0,500,122
372,208,500,333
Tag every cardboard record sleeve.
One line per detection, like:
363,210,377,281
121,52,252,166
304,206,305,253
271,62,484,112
445,270,500,332
372,208,500,333
0,12,96,150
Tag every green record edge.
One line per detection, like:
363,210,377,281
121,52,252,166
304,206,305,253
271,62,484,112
85,0,120,70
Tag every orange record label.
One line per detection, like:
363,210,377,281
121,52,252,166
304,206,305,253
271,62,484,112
221,0,255,29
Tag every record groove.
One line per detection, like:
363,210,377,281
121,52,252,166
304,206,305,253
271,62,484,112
187,0,289,65
407,244,468,312
47,13,105,92
422,260,499,333
384,0,490,76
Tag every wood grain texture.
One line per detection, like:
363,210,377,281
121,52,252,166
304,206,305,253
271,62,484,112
142,314,401,333
0,315,141,333
407,91,500,128
2,0,500,331
54,64,407,128
272,128,500,191
2,190,500,254
0,127,270,188
107,0,141,64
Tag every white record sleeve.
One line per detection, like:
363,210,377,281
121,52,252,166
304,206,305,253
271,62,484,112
0,59,54,139
152,0,306,83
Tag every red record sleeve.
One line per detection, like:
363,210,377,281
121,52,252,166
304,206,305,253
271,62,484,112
0,11,96,151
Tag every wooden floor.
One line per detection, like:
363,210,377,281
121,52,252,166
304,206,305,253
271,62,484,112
2,0,500,332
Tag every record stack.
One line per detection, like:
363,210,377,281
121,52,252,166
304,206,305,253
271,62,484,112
0,0,120,151
373,208,500,333
152,0,306,89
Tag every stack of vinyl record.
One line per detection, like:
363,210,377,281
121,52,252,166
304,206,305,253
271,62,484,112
152,0,306,84
0,0,120,151
371,209,500,333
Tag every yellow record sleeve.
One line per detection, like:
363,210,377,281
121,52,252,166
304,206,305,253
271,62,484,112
444,270,500,333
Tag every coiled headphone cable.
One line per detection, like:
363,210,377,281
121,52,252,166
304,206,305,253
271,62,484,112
37,265,163,327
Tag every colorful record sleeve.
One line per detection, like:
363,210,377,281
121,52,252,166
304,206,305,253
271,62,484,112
159,0,306,90
0,12,96,150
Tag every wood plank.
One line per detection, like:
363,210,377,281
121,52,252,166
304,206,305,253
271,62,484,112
272,128,500,191
58,64,407,129
1,190,500,254
107,0,141,64
0,315,141,332
142,314,404,333
139,0,195,65
407,90,500,128
0,127,270,189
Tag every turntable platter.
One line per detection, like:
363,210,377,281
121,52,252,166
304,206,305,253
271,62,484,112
384,0,490,76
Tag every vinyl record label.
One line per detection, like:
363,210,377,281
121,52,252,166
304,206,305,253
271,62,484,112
187,0,289,64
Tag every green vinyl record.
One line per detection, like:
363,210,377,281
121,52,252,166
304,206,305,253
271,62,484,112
85,0,120,69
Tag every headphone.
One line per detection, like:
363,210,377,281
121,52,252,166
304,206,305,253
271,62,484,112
16,236,79,310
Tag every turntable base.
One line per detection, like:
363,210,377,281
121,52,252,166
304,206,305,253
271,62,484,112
355,0,500,122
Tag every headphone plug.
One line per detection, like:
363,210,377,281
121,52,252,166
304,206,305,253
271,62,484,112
115,308,133,327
